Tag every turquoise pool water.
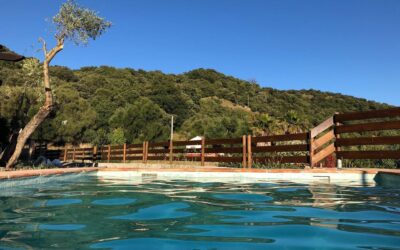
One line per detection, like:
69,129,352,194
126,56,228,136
0,173,399,249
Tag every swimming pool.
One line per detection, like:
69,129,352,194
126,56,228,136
0,173,399,249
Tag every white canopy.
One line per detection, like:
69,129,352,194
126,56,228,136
186,136,202,149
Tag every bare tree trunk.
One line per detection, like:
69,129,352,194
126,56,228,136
5,38,63,169
5,107,52,169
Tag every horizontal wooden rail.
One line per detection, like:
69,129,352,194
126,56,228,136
171,148,201,154
252,144,308,153
174,140,202,146
336,136,400,146
126,149,144,154
73,153,93,157
335,108,400,123
108,149,123,154
252,133,308,143
148,142,169,147
205,147,243,153
72,148,93,152
337,150,400,159
335,120,400,134
205,138,242,145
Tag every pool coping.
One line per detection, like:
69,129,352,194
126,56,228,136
0,167,99,180
1,166,399,181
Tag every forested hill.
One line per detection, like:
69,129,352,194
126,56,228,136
0,59,391,145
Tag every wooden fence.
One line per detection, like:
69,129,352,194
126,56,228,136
40,133,310,168
334,108,400,161
309,116,335,167
36,108,400,168
250,133,309,165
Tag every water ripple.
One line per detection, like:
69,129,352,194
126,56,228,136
111,202,194,221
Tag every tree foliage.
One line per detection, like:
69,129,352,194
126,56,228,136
181,97,253,138
109,97,171,143
53,0,111,45
108,128,126,145
0,61,392,146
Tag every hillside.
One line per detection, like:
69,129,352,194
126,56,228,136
0,59,392,145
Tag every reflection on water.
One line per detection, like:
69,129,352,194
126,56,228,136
92,198,136,206
0,174,399,249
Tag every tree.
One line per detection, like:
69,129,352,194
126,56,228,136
35,85,97,143
108,128,126,145
0,59,43,166
109,97,170,143
148,80,193,127
5,0,111,169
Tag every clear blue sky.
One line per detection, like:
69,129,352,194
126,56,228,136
1,0,399,105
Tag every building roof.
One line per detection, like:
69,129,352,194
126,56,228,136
0,45,24,61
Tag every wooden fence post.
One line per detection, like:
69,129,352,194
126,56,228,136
107,145,111,163
146,141,149,164
247,135,252,168
142,141,146,163
242,135,247,168
308,132,314,168
93,146,97,162
201,137,205,166
123,143,127,163
63,147,68,162
72,147,76,162
169,140,173,164
334,113,341,168
142,141,148,164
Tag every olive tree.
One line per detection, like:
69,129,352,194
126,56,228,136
6,0,111,169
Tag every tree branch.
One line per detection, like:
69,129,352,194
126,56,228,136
38,37,47,57
46,37,64,63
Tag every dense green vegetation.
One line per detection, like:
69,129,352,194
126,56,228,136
0,59,392,147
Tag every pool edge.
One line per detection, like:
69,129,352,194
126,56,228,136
1,167,399,186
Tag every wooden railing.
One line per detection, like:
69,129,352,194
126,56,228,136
249,133,309,167
309,116,335,167
334,108,400,161
39,133,310,168
35,107,400,168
